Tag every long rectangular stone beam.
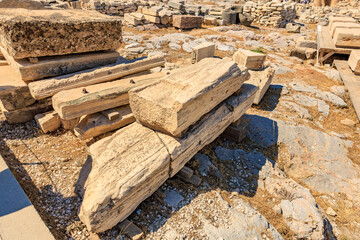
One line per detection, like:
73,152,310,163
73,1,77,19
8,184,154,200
129,57,249,137
52,72,166,120
0,46,120,82
0,9,122,59
28,56,165,100
78,83,258,233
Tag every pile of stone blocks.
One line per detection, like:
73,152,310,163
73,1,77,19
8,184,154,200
327,16,360,48
80,0,143,16
124,6,173,25
243,1,296,28
77,57,258,233
298,3,360,24
0,8,128,125
32,55,165,134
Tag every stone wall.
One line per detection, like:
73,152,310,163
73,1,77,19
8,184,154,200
243,1,297,28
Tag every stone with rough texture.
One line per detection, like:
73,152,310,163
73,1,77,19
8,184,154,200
52,72,165,120
157,84,257,176
215,146,335,239
233,49,266,70
79,123,171,233
78,84,257,232
161,191,284,240
129,57,249,137
333,28,360,48
245,114,360,203
0,65,35,110
35,111,61,133
247,66,274,104
348,50,360,75
29,56,165,100
0,9,122,59
0,99,52,124
172,15,202,29
74,105,135,140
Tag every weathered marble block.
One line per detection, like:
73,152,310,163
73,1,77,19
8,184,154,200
0,9,122,59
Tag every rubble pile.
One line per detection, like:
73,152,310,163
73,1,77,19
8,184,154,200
243,1,297,27
298,1,360,23
79,0,145,16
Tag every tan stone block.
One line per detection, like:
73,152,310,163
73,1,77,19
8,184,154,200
348,50,360,75
233,49,266,70
191,42,215,63
35,111,61,133
172,15,202,29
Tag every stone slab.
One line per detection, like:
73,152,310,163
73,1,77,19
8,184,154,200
74,105,135,140
172,15,202,29
28,55,165,100
0,99,52,124
330,22,360,38
129,57,249,137
0,9,122,59
333,28,360,48
0,65,35,111
0,46,120,82
0,155,55,240
191,42,215,63
233,49,266,70
348,50,360,75
328,16,357,30
247,66,275,105
52,72,166,120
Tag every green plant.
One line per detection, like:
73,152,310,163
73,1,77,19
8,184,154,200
250,47,266,54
